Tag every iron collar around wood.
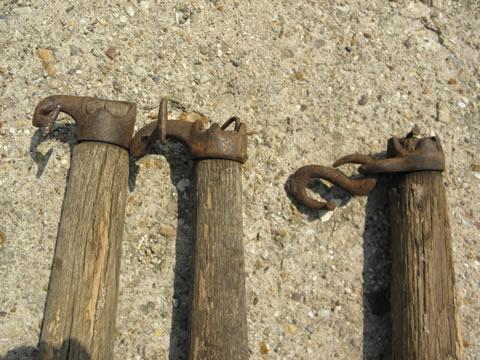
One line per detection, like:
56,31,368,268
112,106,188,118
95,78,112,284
130,99,248,163
288,128,446,210
33,95,137,149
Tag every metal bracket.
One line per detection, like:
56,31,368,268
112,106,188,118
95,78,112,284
130,99,248,163
33,95,137,149
288,128,446,210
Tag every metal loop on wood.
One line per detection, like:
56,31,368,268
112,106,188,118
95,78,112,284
288,129,446,210
221,116,241,131
130,98,248,163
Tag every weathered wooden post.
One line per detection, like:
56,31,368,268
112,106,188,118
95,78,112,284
288,129,462,360
388,136,462,360
130,99,249,360
33,95,136,360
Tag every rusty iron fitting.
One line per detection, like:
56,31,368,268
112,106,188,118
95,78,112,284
33,95,137,149
130,99,248,163
288,129,446,210
288,165,377,210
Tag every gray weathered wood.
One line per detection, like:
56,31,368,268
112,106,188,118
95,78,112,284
390,163,462,359
189,159,248,360
39,141,129,360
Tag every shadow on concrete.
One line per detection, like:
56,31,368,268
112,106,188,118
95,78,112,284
29,122,195,358
284,169,392,359
138,140,195,360
1,339,91,360
29,124,76,178
284,172,353,221
362,177,391,360
29,124,139,191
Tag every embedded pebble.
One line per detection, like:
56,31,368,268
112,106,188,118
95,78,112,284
259,341,270,355
13,7,32,16
175,8,191,25
0,230,5,246
287,324,298,335
139,1,150,10
179,112,208,126
458,68,470,82
125,5,135,17
358,94,369,106
437,102,450,123
159,224,176,238
36,48,55,76
105,47,118,60
319,309,331,319
321,211,334,223
293,70,306,81
176,178,190,192
112,78,123,92
140,301,156,315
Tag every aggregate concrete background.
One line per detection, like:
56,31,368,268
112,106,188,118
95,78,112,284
0,0,479,359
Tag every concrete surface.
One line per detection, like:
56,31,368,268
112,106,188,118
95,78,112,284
0,0,479,359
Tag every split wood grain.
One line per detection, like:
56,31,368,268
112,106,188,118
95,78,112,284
190,159,248,360
39,141,129,360
390,166,462,359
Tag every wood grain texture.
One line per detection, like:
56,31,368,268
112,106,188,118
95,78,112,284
39,142,129,360
390,170,462,360
190,159,248,360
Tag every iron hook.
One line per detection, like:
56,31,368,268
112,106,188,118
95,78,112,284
288,163,378,210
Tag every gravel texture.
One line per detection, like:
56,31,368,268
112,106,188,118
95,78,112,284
1,0,479,359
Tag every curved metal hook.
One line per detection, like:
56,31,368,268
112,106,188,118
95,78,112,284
130,98,198,158
130,98,248,162
288,128,445,211
35,104,61,136
33,95,136,148
288,164,378,210
132,98,168,157
221,116,241,131
33,95,84,135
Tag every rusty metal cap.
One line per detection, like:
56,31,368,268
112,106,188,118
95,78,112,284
288,128,445,211
33,95,137,149
130,99,248,163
